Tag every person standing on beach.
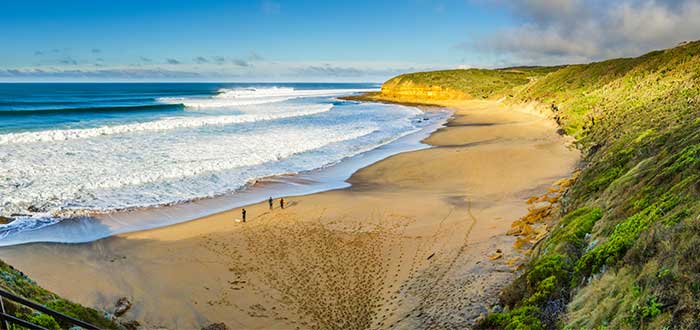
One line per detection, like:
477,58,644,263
268,197,273,210
242,208,247,223
280,198,285,209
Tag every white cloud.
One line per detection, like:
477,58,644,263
468,0,700,65
0,60,452,82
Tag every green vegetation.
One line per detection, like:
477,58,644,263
495,41,700,329
11,312,61,330
484,208,602,329
574,193,682,278
0,259,118,329
379,40,700,329
480,305,544,330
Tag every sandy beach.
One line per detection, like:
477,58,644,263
0,100,579,329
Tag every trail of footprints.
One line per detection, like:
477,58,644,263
199,204,496,329
389,200,513,329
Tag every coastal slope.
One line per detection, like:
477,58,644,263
479,41,700,330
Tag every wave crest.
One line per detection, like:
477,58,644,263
158,87,373,108
0,103,334,145
0,103,180,116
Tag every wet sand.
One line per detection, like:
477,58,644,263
0,100,579,329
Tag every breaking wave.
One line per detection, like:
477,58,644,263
0,103,334,145
0,83,437,244
158,87,372,108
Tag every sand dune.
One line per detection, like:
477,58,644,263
0,100,579,329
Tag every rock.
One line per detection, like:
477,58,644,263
103,312,116,321
0,216,13,225
114,297,132,317
120,320,141,330
542,298,567,328
201,323,228,330
473,312,486,325
492,304,503,313
27,205,41,213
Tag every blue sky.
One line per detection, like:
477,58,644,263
1,0,699,82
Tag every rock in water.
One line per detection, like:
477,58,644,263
201,323,228,330
0,216,13,225
114,297,132,317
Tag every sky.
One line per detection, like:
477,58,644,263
1,0,699,82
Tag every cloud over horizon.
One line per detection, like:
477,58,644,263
469,0,700,65
0,60,441,82
0,68,202,79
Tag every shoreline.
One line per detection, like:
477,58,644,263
0,101,449,247
0,99,580,329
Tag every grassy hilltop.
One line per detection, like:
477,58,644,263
346,67,561,105
382,67,561,99
371,41,700,329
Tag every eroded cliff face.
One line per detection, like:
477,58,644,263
379,77,469,101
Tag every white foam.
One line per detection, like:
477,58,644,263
0,110,451,246
159,87,374,108
0,103,333,145
0,123,381,216
0,99,426,242
0,215,60,240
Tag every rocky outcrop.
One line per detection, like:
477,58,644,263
201,323,228,330
379,77,468,101
119,320,140,330
114,297,132,317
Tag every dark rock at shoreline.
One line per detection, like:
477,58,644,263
114,297,132,317
201,323,228,330
0,216,13,225
120,320,140,330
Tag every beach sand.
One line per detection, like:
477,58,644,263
0,100,579,329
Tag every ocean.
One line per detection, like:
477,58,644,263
0,83,447,244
